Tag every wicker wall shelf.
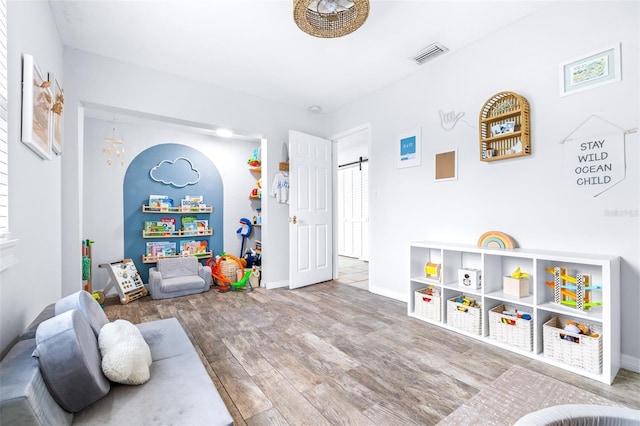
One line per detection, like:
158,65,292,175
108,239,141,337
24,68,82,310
479,91,531,162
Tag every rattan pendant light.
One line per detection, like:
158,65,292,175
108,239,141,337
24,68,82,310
293,0,369,38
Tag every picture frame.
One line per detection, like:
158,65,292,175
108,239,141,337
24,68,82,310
396,127,421,169
560,43,621,96
49,73,64,155
434,149,457,182
21,54,51,160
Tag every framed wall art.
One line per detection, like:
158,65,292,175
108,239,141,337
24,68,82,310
49,73,64,155
560,43,621,96
396,127,421,169
434,149,457,182
21,54,52,159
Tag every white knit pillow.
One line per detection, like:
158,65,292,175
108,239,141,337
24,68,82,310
98,320,152,385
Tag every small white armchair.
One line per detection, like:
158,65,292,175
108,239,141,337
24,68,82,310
148,257,211,300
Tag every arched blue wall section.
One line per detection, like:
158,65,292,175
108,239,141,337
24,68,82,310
123,143,223,282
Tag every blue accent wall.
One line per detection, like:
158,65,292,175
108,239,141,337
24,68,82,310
123,143,223,282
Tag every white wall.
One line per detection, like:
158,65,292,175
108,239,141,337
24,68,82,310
62,49,324,298
0,1,63,357
326,2,639,367
82,118,259,295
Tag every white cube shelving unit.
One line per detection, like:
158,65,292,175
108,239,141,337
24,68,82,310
408,241,620,384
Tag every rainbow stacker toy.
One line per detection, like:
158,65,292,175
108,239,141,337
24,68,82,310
545,267,602,310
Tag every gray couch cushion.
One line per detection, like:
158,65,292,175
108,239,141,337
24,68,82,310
72,351,234,426
55,291,109,337
0,339,73,426
19,304,55,341
33,310,110,413
136,317,196,361
157,256,199,279
160,275,206,293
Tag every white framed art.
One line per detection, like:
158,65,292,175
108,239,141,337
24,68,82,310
21,54,51,159
49,73,64,155
396,127,421,169
560,43,621,96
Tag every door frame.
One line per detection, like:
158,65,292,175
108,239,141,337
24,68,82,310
329,123,372,280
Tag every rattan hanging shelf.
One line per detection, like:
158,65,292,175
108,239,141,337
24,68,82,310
479,91,531,162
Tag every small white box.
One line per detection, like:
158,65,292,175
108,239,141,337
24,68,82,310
458,269,482,290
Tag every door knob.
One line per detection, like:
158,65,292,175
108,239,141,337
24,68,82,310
289,215,297,224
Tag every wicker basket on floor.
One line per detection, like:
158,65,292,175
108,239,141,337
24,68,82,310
543,316,602,374
446,296,481,335
488,304,533,352
414,287,441,321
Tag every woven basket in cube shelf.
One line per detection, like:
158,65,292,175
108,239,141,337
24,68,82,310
414,288,441,321
488,304,533,352
543,316,602,374
446,296,482,335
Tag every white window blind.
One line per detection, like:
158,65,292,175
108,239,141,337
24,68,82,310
0,0,7,239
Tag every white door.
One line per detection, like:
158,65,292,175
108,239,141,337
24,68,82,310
289,130,333,289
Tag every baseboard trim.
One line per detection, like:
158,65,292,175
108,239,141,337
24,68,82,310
265,279,289,290
368,285,405,302
621,354,640,373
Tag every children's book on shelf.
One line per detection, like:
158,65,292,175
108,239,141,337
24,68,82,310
148,195,173,210
144,218,176,235
179,239,208,255
181,216,198,235
181,195,205,211
195,219,208,233
146,241,177,257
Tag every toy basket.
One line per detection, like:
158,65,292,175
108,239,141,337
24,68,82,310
414,287,441,321
488,304,533,352
446,296,481,335
220,258,241,284
543,316,602,374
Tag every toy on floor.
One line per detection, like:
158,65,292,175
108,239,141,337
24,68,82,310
208,253,252,293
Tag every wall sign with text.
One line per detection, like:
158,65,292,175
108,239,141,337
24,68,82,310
565,132,625,197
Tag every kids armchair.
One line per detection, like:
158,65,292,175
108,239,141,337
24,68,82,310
148,257,212,300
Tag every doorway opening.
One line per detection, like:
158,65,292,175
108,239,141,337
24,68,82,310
334,125,370,290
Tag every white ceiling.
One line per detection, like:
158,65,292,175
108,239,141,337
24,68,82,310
48,0,555,114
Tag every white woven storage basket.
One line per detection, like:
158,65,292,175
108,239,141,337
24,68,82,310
488,304,533,352
414,288,441,321
543,316,602,374
446,296,481,335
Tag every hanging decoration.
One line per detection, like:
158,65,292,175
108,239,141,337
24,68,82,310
102,118,125,166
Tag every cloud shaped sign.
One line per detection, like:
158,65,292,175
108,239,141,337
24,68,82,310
149,157,201,188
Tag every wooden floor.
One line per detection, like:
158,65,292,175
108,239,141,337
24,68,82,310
104,282,640,425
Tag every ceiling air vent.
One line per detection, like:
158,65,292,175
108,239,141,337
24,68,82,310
412,42,448,65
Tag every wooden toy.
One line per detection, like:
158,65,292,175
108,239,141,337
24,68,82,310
425,262,441,280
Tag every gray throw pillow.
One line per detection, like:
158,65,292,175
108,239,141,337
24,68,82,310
55,290,109,337
33,310,110,412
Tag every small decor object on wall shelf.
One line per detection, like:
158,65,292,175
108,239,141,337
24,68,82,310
477,231,517,249
479,91,530,162
21,54,52,160
560,43,621,96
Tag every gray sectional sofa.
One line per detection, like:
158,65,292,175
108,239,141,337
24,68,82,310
0,291,233,425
